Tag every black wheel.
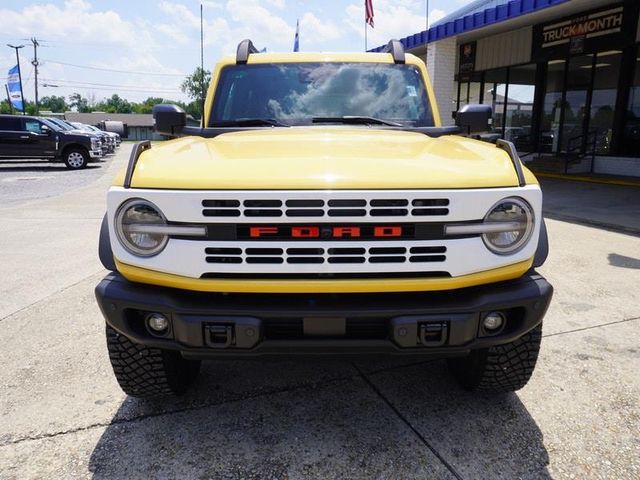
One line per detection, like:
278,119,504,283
447,324,542,393
63,147,89,169
105,325,201,398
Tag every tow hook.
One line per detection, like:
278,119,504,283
391,316,450,348
203,317,262,349
205,325,233,348
419,322,448,347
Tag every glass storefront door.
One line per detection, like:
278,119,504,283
541,60,565,153
589,51,622,154
559,55,592,153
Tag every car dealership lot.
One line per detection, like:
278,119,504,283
0,146,638,479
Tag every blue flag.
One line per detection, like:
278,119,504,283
293,19,299,52
7,64,24,112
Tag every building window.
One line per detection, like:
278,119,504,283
482,68,508,137
589,50,622,155
541,59,566,153
560,54,592,153
504,64,536,151
622,45,640,156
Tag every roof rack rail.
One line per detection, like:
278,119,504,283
383,39,405,64
236,39,259,65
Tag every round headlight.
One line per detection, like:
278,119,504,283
482,197,534,255
115,199,168,257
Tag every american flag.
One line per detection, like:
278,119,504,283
365,0,374,28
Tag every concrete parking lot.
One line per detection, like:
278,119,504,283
0,146,638,479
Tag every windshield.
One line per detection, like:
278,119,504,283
210,63,434,127
47,118,73,131
39,118,63,132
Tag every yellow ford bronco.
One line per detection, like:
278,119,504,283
96,40,552,398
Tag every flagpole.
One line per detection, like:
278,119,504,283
365,19,367,52
7,44,26,114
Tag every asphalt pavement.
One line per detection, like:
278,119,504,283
0,146,638,479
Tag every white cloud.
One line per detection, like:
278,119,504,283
0,0,155,51
226,0,294,46
429,9,446,26
265,0,286,8
345,1,429,49
300,12,342,45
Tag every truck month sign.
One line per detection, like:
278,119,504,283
541,8,623,47
532,3,638,60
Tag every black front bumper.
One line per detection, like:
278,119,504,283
95,272,553,359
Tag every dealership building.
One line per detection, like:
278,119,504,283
372,0,640,177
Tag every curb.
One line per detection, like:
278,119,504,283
536,172,640,188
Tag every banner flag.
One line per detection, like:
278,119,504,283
365,0,374,28
7,64,23,111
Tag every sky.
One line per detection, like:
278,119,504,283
0,0,472,105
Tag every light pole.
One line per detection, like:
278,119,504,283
7,44,26,114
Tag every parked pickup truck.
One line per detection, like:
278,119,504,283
70,122,120,150
96,40,552,398
0,114,102,169
46,117,114,155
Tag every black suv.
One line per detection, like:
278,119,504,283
0,114,102,169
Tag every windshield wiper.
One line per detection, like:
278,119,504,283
210,118,289,127
312,116,402,127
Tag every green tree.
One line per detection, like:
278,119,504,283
181,67,210,115
101,94,133,113
69,93,91,113
133,97,167,114
39,95,68,112
183,100,202,120
0,99,12,114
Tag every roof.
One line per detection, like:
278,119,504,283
369,0,569,52
64,112,154,127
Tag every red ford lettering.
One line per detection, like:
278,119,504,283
332,227,361,238
292,226,320,238
250,226,279,237
374,226,402,237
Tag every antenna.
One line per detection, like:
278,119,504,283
200,3,205,123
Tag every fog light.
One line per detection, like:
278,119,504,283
483,312,505,331
146,313,169,333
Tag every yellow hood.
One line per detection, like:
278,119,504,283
121,128,536,189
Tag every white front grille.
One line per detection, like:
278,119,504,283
107,186,543,279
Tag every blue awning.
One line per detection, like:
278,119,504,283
369,0,569,52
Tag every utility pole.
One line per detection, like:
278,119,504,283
31,37,40,115
6,44,26,114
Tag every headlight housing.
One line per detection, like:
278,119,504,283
115,199,169,257
482,197,535,255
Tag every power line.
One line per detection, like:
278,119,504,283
39,77,181,91
39,58,188,77
38,83,182,95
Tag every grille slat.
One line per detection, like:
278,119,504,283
202,196,450,218
203,245,447,267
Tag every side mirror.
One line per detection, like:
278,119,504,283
40,124,51,135
455,104,492,134
153,104,186,137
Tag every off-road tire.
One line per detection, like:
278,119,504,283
447,324,542,393
106,325,201,398
63,147,89,170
